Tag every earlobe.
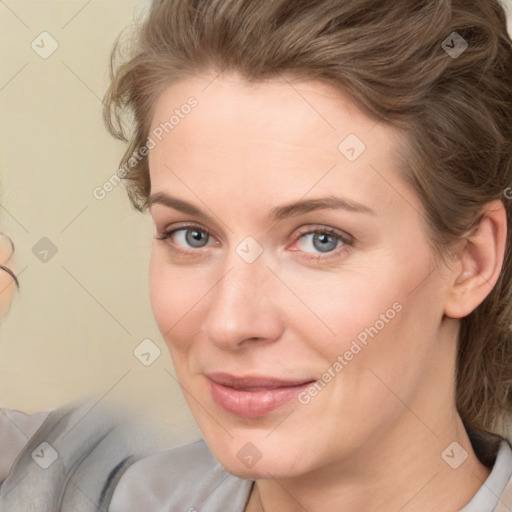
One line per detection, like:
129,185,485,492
444,199,508,319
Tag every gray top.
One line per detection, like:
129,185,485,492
0,401,161,512
0,408,49,484
109,434,512,512
110,439,254,512
2,405,512,511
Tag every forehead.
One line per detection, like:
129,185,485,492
147,72,418,221
150,72,381,154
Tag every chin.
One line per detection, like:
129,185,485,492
216,453,302,480
203,434,310,480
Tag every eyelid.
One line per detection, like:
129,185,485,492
157,222,215,239
155,222,354,260
288,225,354,261
293,225,354,245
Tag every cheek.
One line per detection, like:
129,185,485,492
305,252,436,386
148,248,210,353
149,250,185,346
329,271,443,415
286,262,406,357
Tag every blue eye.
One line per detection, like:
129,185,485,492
291,227,353,260
297,231,340,253
155,225,213,253
155,224,353,260
174,227,210,249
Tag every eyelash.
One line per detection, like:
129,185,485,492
154,223,354,261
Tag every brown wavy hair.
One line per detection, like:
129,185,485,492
103,0,512,437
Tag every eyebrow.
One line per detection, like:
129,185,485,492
147,192,376,222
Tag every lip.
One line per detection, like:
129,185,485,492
206,372,315,419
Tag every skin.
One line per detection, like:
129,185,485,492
0,233,17,322
147,71,506,511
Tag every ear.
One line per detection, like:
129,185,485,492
444,199,508,319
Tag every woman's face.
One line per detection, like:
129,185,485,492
148,72,456,478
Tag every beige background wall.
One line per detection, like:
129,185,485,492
0,0,200,444
0,0,511,444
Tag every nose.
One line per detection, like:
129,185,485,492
201,247,284,351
